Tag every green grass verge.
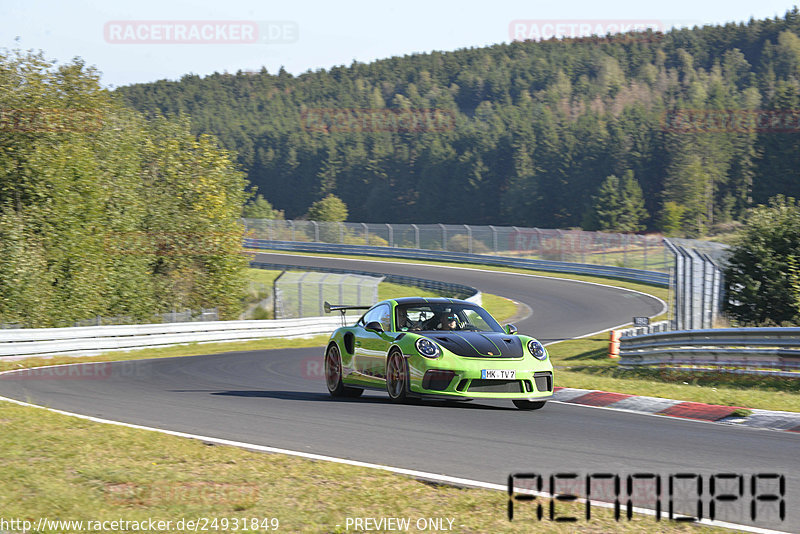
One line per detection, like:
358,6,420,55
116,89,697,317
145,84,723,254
0,401,727,533
548,332,800,412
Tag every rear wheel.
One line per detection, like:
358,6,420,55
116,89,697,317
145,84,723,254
513,400,546,411
386,350,409,403
325,344,363,398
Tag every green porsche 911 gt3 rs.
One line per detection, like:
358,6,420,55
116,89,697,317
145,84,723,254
323,297,554,410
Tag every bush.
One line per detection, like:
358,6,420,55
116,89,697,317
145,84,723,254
724,196,800,326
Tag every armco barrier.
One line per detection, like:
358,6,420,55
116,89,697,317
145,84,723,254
618,327,800,374
0,317,357,360
1,265,481,360
244,239,669,287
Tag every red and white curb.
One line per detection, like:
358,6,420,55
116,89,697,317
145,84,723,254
553,387,800,433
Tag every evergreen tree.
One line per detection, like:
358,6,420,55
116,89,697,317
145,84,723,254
585,171,647,232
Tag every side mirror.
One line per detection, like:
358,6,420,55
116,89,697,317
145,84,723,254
365,321,383,333
504,323,518,335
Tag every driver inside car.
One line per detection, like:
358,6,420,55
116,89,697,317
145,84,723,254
438,313,459,331
396,307,420,331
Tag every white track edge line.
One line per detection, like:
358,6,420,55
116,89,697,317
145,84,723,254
0,394,787,534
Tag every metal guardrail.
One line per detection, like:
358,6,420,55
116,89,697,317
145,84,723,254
0,317,357,360
614,321,672,338
664,239,727,330
244,219,671,272
619,328,800,374
1,263,481,360
245,240,669,287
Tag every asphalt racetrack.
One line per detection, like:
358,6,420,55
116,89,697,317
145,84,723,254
1,253,796,532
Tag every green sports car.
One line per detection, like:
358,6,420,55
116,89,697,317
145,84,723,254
323,297,554,410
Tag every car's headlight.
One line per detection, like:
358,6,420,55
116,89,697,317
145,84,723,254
527,339,547,360
416,337,441,359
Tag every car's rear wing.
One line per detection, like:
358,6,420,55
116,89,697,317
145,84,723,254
324,301,372,326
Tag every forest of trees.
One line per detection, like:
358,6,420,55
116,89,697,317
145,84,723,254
117,10,800,237
0,50,248,327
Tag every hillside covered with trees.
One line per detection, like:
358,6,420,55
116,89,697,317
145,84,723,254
117,10,800,236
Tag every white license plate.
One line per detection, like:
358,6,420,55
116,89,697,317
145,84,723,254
481,369,516,379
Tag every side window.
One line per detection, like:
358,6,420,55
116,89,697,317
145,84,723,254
379,306,392,332
362,304,390,330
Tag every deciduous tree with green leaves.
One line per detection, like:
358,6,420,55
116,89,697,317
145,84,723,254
724,196,800,326
0,50,248,326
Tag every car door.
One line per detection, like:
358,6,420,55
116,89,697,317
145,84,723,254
354,303,394,385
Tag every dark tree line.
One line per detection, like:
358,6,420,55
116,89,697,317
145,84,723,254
118,10,800,236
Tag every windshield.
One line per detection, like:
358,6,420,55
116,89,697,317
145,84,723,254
394,303,503,333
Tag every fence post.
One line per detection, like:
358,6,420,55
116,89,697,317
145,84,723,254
464,224,472,254
412,224,419,249
339,274,351,304
439,223,447,251
318,274,330,316
489,225,498,254
362,223,368,245
512,226,521,254
643,235,648,271
387,223,393,247
273,272,283,319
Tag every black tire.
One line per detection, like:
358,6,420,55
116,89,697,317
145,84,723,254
385,350,410,403
325,344,363,398
513,400,546,411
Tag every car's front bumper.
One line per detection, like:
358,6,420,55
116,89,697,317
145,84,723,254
407,356,554,400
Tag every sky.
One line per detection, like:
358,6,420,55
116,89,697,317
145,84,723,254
2,0,798,88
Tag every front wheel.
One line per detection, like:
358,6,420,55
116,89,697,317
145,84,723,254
513,400,546,411
325,344,363,398
386,350,410,403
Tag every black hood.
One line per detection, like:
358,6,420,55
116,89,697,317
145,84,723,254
420,331,524,358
